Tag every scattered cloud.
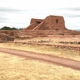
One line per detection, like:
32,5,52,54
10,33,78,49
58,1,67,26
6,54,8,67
0,16,8,23
0,0,80,29
59,7,80,11
63,14,80,18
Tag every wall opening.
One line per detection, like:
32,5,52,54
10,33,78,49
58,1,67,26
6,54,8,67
37,21,41,24
56,19,58,23
55,29,59,31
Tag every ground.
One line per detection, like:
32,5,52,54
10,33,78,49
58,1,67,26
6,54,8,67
0,52,80,80
0,36,80,80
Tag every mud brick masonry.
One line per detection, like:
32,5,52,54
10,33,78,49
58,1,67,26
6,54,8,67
0,15,80,39
24,15,66,30
22,15,80,36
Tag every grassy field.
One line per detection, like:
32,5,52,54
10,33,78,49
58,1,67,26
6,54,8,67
0,37,80,80
0,43,80,61
0,52,80,80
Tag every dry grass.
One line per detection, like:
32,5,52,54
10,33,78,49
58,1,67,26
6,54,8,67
15,36,80,47
0,43,80,61
0,52,80,80
15,36,80,42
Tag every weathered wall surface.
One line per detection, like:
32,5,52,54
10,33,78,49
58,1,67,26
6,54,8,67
0,33,14,42
34,15,66,30
24,15,66,31
24,18,43,30
0,15,80,39
0,30,19,38
18,29,80,38
22,15,80,36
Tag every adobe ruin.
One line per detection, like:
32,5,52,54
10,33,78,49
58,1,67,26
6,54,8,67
24,15,67,31
22,15,80,37
0,33,14,42
0,15,80,39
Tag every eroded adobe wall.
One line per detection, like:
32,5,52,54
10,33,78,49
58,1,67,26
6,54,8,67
33,15,67,31
0,33,14,42
18,29,80,38
46,15,66,30
32,21,45,30
0,30,19,38
30,18,43,24
20,30,65,37
24,18,43,30
22,15,80,36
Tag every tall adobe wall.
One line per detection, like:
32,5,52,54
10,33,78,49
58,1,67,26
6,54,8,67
22,15,80,36
33,15,67,30
24,18,43,30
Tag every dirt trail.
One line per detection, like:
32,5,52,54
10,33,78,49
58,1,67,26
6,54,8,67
0,48,80,70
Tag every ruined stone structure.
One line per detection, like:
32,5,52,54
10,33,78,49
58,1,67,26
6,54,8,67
0,15,80,40
0,33,14,42
24,15,67,31
0,30,19,38
22,15,80,37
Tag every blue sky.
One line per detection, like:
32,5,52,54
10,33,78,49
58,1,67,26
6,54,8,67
0,0,80,30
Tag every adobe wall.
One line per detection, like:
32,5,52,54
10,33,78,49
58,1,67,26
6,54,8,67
24,18,43,30
0,30,19,38
30,18,43,24
20,30,65,37
33,15,66,30
24,15,67,31
0,33,14,42
64,30,80,35
18,29,80,38
23,15,80,36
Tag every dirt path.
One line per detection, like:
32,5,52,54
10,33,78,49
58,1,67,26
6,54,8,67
0,48,80,70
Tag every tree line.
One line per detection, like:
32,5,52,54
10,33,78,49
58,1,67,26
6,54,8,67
0,26,23,30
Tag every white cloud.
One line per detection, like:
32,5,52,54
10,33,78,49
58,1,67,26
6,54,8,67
0,0,80,30
0,0,79,10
